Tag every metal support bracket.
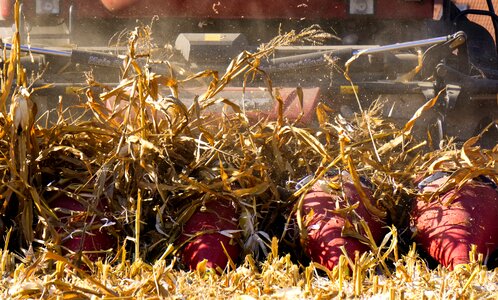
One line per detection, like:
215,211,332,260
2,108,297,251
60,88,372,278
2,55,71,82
444,84,461,110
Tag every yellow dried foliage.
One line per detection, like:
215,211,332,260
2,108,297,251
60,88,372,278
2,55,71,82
0,4,496,298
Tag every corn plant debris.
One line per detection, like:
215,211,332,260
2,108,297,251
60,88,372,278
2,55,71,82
0,13,497,299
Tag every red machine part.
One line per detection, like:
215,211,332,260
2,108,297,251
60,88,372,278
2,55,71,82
412,175,498,269
267,87,321,125
212,87,322,125
96,0,434,19
5,0,434,20
0,0,11,19
299,177,386,270
100,0,140,11
177,201,241,271
49,194,116,262
105,87,322,126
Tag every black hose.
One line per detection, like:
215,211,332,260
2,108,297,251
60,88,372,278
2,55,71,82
454,9,498,57
486,0,496,14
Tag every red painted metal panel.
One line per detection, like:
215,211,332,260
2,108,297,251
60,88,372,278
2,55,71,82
3,1,435,21
83,0,347,19
100,0,141,11
89,0,433,20
182,0,349,19
0,0,12,19
376,0,434,19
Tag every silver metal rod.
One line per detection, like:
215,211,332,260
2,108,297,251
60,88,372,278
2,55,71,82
352,32,463,55
3,42,72,57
